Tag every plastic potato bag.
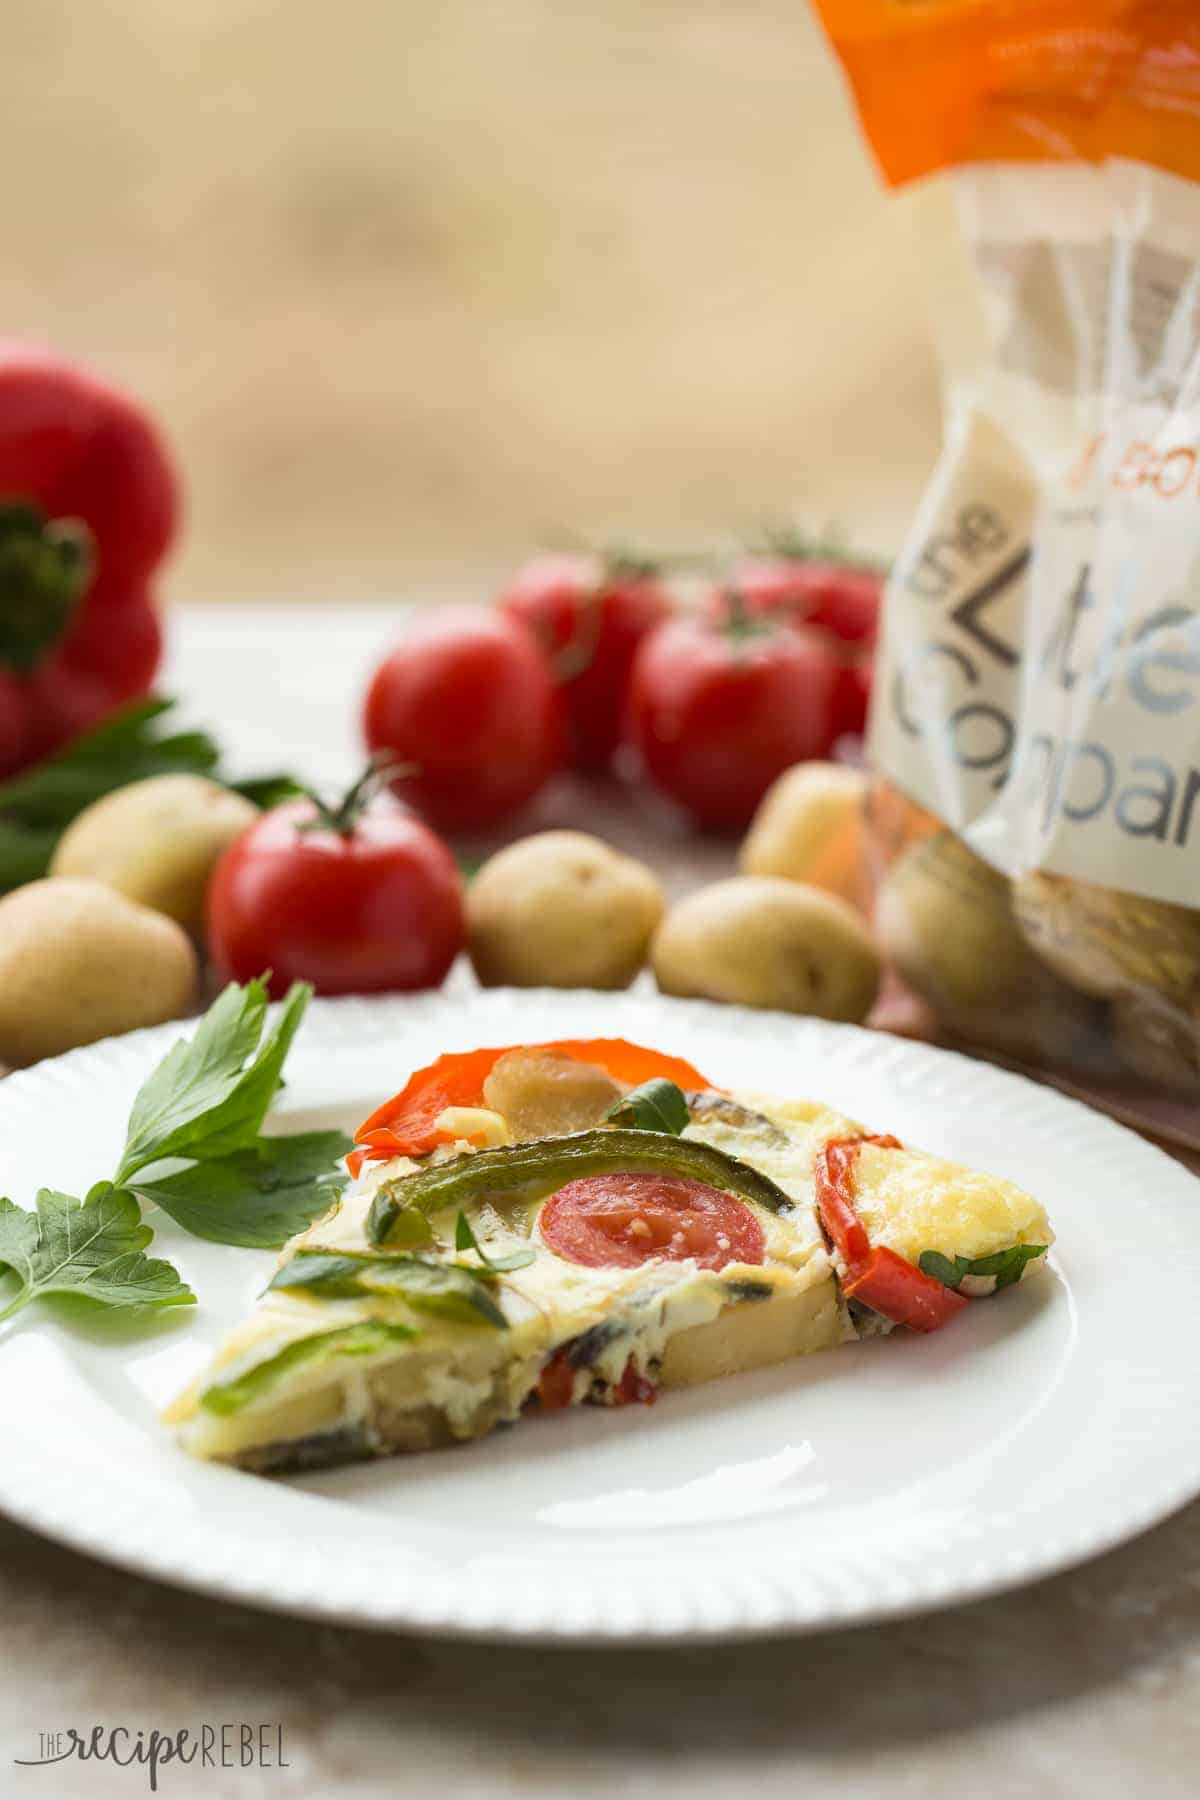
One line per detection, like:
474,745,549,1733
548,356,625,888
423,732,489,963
813,0,1200,1142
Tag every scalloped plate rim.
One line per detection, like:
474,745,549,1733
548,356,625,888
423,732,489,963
0,987,1197,1645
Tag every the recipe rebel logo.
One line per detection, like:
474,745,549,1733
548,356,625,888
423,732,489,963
13,1723,289,1791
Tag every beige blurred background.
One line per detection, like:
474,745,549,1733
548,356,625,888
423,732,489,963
2,0,941,605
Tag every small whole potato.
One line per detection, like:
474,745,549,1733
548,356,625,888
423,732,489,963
740,761,868,909
467,831,664,990
876,832,1100,1062
1013,870,1200,1008
876,832,1036,1016
1112,990,1200,1094
0,878,198,1067
51,774,259,933
651,875,880,1022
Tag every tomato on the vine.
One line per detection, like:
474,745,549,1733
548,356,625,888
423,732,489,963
207,766,465,999
363,606,564,833
627,606,843,830
726,555,882,645
705,545,884,742
498,551,674,770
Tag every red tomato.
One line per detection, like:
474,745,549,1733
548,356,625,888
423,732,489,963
833,657,873,739
627,612,842,830
723,556,882,645
498,552,673,770
705,554,882,748
540,1173,766,1272
363,607,564,832
207,788,465,1000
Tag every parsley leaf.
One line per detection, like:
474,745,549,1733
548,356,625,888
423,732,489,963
0,1185,194,1322
0,1196,42,1288
605,1078,690,1136
0,980,348,1335
130,1131,351,1248
917,1250,964,1289
115,980,310,1181
919,1244,1048,1292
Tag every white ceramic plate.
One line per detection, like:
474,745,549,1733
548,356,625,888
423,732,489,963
1,988,1198,1643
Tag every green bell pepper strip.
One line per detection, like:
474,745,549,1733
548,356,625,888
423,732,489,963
367,1128,793,1247
199,1320,418,1416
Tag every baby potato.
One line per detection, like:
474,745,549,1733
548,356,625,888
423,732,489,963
467,831,664,990
482,1048,624,1139
51,774,259,934
1112,990,1200,1095
0,878,198,1067
876,831,1036,1016
651,876,880,1022
876,832,1099,1061
740,761,868,909
1013,870,1200,1007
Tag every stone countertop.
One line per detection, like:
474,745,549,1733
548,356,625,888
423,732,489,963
4,1499,1200,1800
4,606,1200,1798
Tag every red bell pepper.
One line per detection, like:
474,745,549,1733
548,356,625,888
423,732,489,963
533,1350,655,1411
0,343,179,777
815,1132,969,1334
348,1037,714,1175
843,1246,969,1333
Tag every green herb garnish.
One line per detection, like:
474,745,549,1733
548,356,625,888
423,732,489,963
919,1244,1047,1292
130,1131,351,1249
0,979,351,1334
0,1185,194,1323
605,1078,690,1136
116,980,311,1181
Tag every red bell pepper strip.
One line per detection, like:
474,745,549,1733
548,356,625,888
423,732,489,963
0,344,179,777
532,1350,655,1411
348,1037,714,1175
843,1246,969,1333
612,1359,656,1406
534,1350,577,1411
815,1138,872,1265
815,1132,968,1333
814,1134,900,1267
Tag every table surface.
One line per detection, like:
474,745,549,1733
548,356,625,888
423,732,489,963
4,606,1200,1800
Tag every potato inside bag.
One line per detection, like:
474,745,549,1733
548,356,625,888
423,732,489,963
813,1,1200,1138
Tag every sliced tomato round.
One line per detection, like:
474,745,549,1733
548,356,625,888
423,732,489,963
540,1173,765,1272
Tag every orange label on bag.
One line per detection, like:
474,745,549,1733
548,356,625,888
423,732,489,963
812,1,1200,186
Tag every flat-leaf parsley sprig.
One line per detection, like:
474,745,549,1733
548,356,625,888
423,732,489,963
0,978,352,1330
0,1186,194,1323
